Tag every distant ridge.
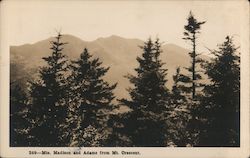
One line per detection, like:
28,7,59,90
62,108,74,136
10,34,208,99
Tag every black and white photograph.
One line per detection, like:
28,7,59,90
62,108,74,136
0,0,249,157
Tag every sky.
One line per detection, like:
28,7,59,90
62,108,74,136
0,0,247,53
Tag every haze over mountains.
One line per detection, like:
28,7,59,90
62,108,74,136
10,34,207,99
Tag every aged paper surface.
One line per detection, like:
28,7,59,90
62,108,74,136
0,0,249,157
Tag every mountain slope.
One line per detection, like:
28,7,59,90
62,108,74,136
10,34,206,99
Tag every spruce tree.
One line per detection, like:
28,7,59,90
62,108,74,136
198,36,240,146
171,67,186,105
119,38,169,146
167,67,190,146
181,11,206,99
10,83,30,146
67,48,117,147
178,11,206,146
28,33,69,146
106,112,133,146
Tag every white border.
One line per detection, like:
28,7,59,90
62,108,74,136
0,0,249,158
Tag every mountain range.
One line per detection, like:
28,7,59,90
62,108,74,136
10,34,208,100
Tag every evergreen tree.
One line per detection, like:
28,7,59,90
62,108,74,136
178,11,206,146
28,33,69,146
119,38,170,146
106,112,133,146
171,67,186,105
10,83,30,146
198,36,240,146
67,48,117,147
181,11,206,99
167,67,190,146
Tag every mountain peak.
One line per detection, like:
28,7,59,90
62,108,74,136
62,34,83,39
60,34,88,43
109,35,122,38
10,34,203,99
95,35,125,41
